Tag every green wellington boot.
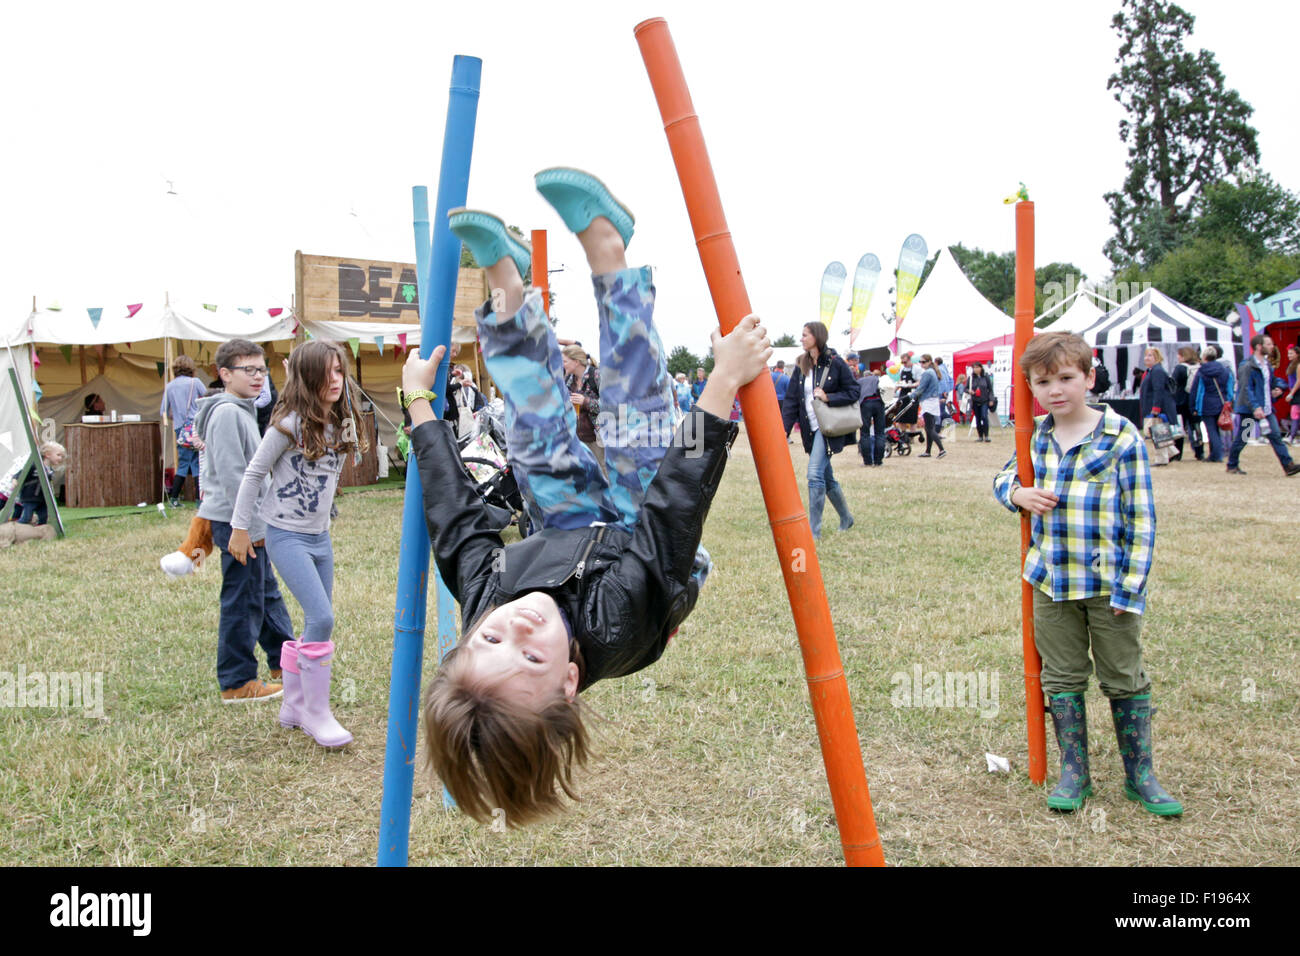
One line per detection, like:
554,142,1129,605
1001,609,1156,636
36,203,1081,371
1110,695,1183,816
1046,692,1092,811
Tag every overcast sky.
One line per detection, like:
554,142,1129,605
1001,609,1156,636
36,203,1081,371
5,0,1296,355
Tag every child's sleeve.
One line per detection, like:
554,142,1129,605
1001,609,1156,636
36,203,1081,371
410,419,504,610
231,424,293,532
992,452,1021,512
1112,435,1155,614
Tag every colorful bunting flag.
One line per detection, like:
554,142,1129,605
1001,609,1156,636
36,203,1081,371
87,307,103,328
238,307,253,315
849,254,882,349
893,234,929,340
48,301,63,312
33,353,41,368
59,345,73,364
819,262,847,335
156,362,165,378
268,308,283,318
347,338,360,359
203,303,218,312
126,303,143,318
397,332,408,353
374,336,385,355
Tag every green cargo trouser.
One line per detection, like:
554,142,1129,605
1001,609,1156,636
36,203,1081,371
1032,590,1151,699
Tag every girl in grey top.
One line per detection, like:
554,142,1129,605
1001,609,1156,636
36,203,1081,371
227,341,368,748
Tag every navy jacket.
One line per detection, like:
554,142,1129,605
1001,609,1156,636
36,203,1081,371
781,351,861,455
1234,356,1274,415
1139,364,1175,421
1190,360,1233,417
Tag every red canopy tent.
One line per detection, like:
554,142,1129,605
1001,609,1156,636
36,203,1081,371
952,333,1015,381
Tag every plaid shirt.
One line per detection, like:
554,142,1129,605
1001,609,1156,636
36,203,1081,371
993,406,1156,614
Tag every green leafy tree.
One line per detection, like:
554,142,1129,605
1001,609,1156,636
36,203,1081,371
666,344,703,378
1104,0,1259,268
1120,238,1300,319
1189,172,1300,257
772,333,797,347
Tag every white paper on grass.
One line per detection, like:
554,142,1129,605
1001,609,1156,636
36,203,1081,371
985,753,1011,773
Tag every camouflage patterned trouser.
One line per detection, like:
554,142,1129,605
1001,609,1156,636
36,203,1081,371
477,266,709,585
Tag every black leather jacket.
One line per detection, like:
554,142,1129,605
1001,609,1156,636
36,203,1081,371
412,411,738,689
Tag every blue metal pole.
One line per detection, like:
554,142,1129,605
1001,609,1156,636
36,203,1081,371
378,54,481,867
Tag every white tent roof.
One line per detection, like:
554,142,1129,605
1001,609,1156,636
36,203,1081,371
894,247,1013,353
1042,294,1104,333
1076,288,1240,351
3,301,295,347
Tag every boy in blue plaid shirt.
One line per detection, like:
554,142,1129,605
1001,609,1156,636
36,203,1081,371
994,332,1181,816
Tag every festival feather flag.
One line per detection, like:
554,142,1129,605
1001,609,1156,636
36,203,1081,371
87,307,103,328
125,303,143,318
848,254,882,349
819,262,847,335
892,234,928,341
374,335,385,355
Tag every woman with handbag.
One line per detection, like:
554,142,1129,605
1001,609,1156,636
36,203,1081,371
1138,347,1176,467
1190,345,1234,463
780,321,859,539
563,345,604,473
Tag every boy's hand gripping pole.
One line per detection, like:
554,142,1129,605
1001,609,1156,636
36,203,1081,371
635,18,884,867
1013,200,1047,786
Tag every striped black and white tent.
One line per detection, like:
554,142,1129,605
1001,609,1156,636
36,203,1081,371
1075,289,1243,398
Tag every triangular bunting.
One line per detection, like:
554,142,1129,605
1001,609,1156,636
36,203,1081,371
33,383,42,402
268,307,283,318
156,362,165,378
397,332,408,353
126,303,142,318
347,338,360,359
203,303,218,312
238,307,253,314
374,336,385,355
59,345,73,364
33,353,41,368
48,301,63,312
87,307,103,327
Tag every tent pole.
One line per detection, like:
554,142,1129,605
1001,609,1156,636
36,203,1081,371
79,346,86,385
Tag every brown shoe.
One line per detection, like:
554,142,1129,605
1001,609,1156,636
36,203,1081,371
269,669,282,680
221,678,283,704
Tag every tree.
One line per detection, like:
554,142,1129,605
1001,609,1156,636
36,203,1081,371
1189,172,1300,257
666,344,703,378
772,333,797,348
1104,0,1259,269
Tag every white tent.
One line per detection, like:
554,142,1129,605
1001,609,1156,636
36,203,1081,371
1040,291,1105,333
894,247,1014,355
1074,288,1243,397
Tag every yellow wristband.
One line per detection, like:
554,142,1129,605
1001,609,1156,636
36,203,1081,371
401,389,437,409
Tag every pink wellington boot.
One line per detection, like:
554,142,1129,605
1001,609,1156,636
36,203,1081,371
296,641,353,748
278,640,303,729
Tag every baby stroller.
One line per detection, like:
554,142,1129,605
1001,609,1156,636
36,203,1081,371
882,394,920,457
457,401,531,538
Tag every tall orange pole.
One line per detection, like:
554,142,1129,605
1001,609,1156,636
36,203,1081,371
636,18,884,867
531,229,549,315
1013,201,1047,786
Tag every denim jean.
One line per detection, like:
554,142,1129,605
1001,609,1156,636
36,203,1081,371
1196,415,1224,462
210,519,294,690
1228,412,1294,469
972,403,989,439
858,398,886,464
807,429,842,495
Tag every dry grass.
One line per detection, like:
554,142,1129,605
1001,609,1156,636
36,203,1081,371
1,424,1296,866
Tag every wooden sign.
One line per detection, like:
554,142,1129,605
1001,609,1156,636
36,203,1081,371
295,252,487,328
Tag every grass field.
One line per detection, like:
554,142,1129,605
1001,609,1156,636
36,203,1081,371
2,424,1296,866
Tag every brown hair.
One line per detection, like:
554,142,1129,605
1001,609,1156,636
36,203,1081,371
273,340,369,461
172,355,196,377
423,642,591,827
797,322,829,376
214,338,264,370
1019,331,1093,378
1177,345,1200,365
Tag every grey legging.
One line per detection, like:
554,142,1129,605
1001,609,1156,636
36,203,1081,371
265,526,335,643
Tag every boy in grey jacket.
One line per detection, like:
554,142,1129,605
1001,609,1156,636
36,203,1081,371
195,339,294,702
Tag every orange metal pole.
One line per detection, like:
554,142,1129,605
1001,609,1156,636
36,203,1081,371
531,229,549,316
635,17,884,867
1013,201,1047,786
